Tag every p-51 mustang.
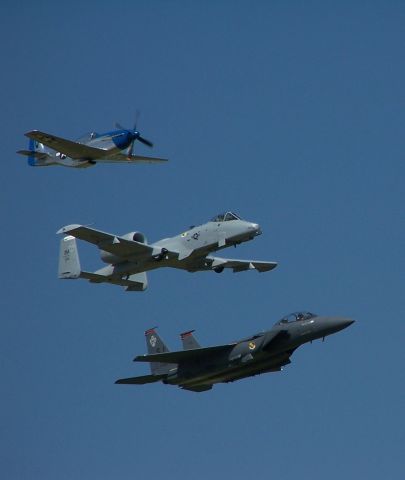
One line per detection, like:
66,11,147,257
17,123,167,168
116,312,355,392
58,211,277,292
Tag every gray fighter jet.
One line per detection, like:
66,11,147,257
57,211,277,291
116,312,354,392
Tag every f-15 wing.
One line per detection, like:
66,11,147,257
206,256,278,273
25,130,104,160
134,344,236,364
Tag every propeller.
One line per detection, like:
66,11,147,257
115,113,153,158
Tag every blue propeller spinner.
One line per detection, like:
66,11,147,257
115,115,153,157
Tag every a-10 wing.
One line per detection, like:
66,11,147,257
57,224,155,258
205,255,278,273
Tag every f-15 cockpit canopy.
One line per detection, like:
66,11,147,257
211,211,242,222
276,312,317,325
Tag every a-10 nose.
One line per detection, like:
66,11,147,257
250,223,262,235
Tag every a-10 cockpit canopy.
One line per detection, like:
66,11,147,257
276,312,317,325
211,211,241,222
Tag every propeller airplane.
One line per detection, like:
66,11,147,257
17,119,167,168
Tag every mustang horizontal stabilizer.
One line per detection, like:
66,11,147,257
134,344,236,364
17,149,49,160
208,256,278,273
25,130,103,160
115,374,166,385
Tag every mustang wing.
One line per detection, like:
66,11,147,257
134,344,236,364
95,152,168,164
25,130,104,160
206,256,278,273
57,224,153,258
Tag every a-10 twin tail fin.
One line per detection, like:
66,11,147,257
58,235,148,291
58,235,81,279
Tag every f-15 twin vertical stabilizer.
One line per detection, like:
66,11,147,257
180,330,201,350
144,328,175,375
115,328,175,386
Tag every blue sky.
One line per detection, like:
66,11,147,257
1,1,404,479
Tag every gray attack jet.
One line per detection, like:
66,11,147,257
17,122,167,168
57,212,277,292
116,312,354,392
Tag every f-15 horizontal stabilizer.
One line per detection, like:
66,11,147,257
115,374,166,385
181,384,213,392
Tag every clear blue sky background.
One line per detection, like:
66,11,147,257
1,1,404,479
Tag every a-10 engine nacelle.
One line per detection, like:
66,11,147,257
100,231,148,264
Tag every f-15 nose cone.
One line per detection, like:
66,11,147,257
329,317,355,333
344,319,355,327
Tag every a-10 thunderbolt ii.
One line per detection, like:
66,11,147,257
116,312,355,392
17,121,167,168
57,211,277,291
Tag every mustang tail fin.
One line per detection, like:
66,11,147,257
17,138,53,166
144,328,175,375
58,235,81,279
